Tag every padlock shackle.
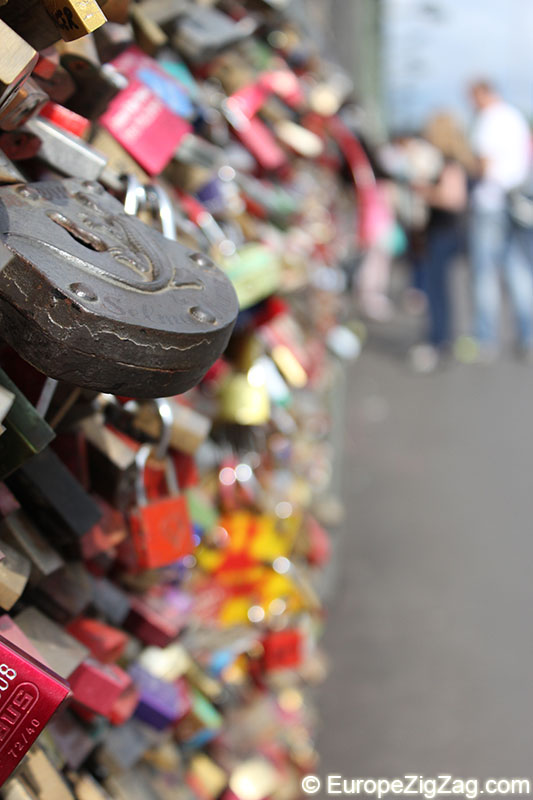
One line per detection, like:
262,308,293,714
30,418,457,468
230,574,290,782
154,399,180,494
123,173,147,217
154,398,173,461
134,441,180,508
145,184,178,241
135,444,152,507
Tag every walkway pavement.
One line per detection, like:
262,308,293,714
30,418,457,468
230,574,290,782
318,292,533,783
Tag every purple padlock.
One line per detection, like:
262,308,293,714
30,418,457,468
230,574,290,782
129,664,183,730
161,586,193,617
196,178,226,216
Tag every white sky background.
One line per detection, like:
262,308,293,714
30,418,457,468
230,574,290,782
385,0,533,131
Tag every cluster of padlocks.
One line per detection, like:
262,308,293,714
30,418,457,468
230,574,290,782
0,1,371,798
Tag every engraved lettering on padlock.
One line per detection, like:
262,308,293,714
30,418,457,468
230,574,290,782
0,682,39,751
41,0,107,42
0,637,71,784
54,6,79,30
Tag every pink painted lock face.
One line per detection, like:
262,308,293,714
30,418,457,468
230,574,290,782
0,635,71,786
100,79,192,175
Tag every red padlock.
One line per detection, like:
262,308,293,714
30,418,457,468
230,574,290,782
124,593,185,648
129,445,194,570
68,660,133,719
39,101,91,138
0,635,71,786
108,681,140,725
81,498,127,562
261,629,303,672
306,515,331,567
66,617,128,664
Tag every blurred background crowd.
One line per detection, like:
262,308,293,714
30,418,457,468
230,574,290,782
305,0,533,374
352,80,533,373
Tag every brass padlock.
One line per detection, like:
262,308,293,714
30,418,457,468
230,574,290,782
19,746,75,800
40,0,107,42
0,179,238,397
132,399,211,455
130,4,167,55
80,414,137,508
0,509,65,580
0,78,49,132
0,539,30,610
0,21,38,114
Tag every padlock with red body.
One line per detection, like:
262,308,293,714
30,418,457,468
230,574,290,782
99,78,192,175
0,130,41,161
129,445,194,571
108,680,140,726
39,101,90,138
66,617,128,664
124,590,188,648
261,629,303,672
172,451,199,491
305,515,331,567
68,659,134,720
81,498,128,562
0,634,71,786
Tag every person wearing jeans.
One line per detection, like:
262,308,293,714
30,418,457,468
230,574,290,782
409,113,474,373
469,80,533,357
470,208,533,350
425,221,462,350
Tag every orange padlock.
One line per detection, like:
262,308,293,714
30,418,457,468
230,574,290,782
129,444,194,570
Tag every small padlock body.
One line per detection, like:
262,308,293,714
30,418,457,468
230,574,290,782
130,495,193,570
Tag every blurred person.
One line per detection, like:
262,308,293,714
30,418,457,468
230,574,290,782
352,136,408,322
409,113,475,372
379,133,444,315
468,80,533,359
356,179,405,321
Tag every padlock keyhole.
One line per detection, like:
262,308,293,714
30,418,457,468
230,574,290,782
48,211,108,252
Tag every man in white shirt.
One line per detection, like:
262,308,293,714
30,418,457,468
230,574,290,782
469,80,533,355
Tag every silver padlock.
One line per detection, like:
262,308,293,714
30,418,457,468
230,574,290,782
24,117,108,180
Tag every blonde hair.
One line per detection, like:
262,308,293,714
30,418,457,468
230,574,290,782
423,113,477,176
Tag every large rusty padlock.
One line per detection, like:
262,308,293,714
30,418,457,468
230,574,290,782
0,179,238,397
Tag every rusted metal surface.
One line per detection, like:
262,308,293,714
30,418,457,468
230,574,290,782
0,179,238,397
